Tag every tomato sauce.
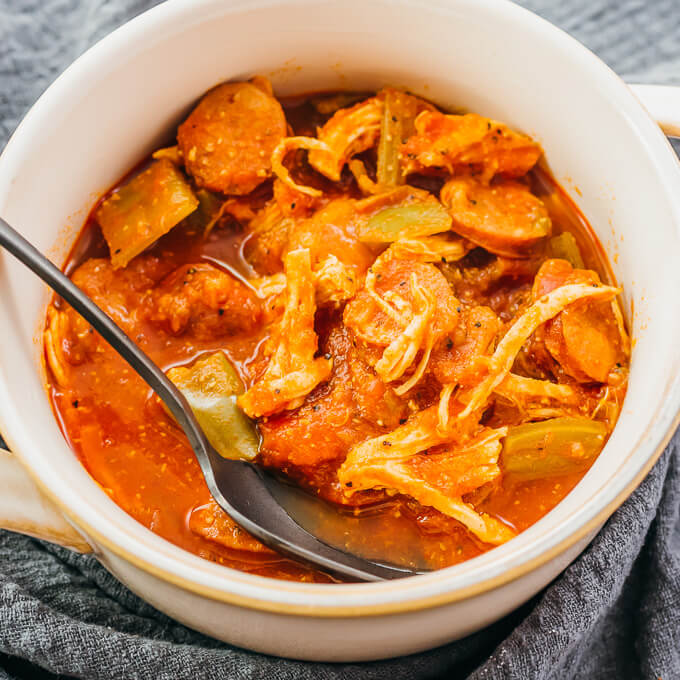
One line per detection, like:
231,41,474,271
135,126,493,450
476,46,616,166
46,90,625,581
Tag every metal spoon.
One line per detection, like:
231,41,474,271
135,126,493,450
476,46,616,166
0,216,424,582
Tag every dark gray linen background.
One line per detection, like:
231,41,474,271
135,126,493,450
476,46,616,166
1,1,679,678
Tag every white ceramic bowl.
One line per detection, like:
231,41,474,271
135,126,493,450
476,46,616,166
1,0,680,662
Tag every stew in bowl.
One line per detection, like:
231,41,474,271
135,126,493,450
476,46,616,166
44,77,629,582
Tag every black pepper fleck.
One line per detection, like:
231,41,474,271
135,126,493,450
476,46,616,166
72,400,79,408
218,309,224,316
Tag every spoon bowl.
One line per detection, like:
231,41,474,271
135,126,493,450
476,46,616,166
0,215,423,582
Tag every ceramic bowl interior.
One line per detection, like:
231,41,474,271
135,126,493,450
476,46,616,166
1,0,679,612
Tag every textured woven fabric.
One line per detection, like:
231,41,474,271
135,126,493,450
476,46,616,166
1,1,679,678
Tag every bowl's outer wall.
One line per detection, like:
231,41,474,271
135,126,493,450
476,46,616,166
98,528,599,661
0,0,680,660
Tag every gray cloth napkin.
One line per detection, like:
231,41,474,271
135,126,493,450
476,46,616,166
1,1,679,678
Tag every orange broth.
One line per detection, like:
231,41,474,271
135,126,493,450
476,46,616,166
47,92,623,582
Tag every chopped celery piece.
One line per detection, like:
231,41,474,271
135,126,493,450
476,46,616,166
548,232,584,269
501,416,607,482
359,202,452,243
167,352,259,461
97,159,198,269
377,89,403,187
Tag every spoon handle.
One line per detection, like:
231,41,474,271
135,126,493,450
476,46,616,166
0,217,419,581
0,217,212,462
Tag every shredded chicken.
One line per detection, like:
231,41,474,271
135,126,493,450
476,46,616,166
308,97,383,180
271,136,334,197
390,235,469,263
495,373,580,406
373,273,435,394
314,255,357,307
44,304,101,387
345,252,460,347
272,89,434,195
250,272,287,299
344,252,459,395
493,373,584,420
270,99,382,197
402,111,542,182
457,282,620,421
238,249,333,417
44,308,70,387
438,383,457,430
251,256,356,308
340,406,449,475
349,159,381,194
338,415,514,544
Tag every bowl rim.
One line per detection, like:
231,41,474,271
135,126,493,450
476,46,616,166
1,0,680,618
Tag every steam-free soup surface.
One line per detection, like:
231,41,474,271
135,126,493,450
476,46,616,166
46,81,628,581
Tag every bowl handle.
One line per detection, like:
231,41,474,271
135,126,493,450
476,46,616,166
0,447,92,552
630,83,680,137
